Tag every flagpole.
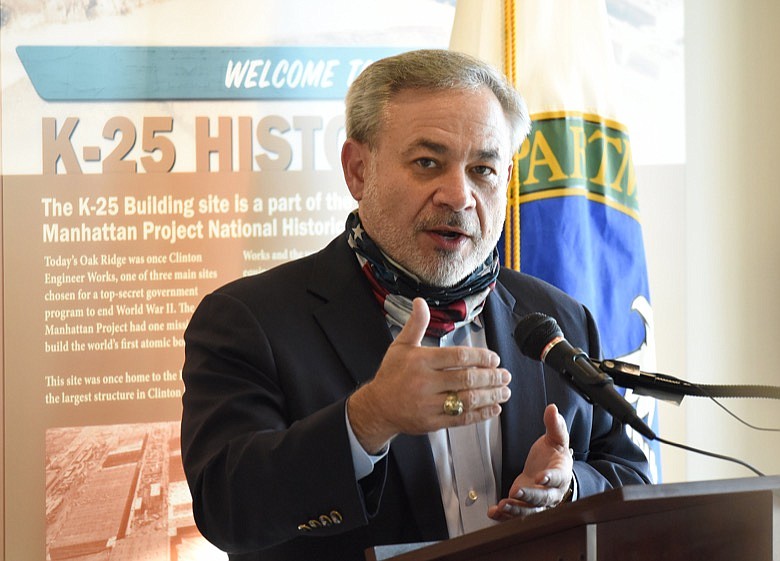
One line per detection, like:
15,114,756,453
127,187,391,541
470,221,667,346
503,0,521,272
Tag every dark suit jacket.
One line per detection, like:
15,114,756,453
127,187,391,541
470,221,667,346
180,234,651,561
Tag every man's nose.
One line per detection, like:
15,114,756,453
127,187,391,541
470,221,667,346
432,169,476,211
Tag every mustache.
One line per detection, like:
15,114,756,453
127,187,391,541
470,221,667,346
416,212,479,235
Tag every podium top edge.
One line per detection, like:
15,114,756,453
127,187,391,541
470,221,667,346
614,474,780,502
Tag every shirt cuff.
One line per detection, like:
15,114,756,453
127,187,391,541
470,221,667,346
345,403,389,480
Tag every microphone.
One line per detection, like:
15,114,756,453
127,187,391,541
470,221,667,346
515,312,656,440
595,359,690,404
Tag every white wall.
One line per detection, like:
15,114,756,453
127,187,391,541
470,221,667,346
636,163,688,481
643,0,780,482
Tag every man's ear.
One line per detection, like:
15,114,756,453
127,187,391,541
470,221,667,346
504,160,515,188
341,138,370,201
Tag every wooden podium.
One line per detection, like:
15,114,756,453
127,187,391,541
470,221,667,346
366,475,780,561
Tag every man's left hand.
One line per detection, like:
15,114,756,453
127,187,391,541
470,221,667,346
488,403,573,520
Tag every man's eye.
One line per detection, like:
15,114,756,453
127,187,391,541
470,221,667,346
415,158,438,169
472,165,495,176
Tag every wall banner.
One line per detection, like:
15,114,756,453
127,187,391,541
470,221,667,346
0,1,455,559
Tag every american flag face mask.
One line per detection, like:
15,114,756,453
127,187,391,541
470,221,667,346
345,210,497,338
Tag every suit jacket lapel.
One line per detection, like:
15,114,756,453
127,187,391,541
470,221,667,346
483,281,548,497
306,236,448,538
308,236,393,387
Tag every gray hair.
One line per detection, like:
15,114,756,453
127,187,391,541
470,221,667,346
345,49,531,151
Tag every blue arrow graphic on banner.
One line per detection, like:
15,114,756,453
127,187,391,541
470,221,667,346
16,46,404,101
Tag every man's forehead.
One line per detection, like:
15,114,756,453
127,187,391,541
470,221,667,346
381,87,511,143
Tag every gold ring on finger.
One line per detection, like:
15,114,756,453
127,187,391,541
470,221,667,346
443,392,464,416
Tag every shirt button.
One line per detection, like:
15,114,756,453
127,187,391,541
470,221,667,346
467,490,478,504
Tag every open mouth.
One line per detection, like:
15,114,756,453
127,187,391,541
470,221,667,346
435,230,463,240
428,227,470,245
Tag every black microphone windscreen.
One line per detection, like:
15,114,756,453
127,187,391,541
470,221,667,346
514,312,562,360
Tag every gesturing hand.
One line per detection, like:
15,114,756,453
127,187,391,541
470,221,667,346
488,403,574,520
348,298,512,453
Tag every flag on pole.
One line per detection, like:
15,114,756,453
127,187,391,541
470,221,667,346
451,0,661,482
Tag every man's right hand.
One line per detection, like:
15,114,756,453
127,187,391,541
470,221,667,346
347,297,512,454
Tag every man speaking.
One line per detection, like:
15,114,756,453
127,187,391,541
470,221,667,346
180,49,651,561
